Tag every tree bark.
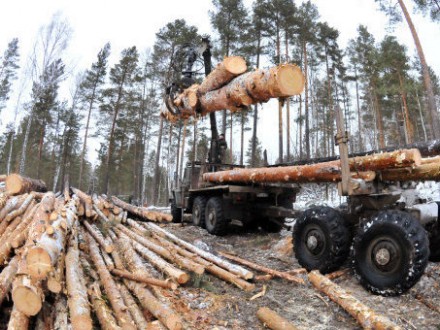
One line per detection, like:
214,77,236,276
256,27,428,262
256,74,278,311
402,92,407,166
308,270,401,329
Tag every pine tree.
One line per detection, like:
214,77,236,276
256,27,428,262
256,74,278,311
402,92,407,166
78,43,110,189
375,0,439,139
257,0,297,162
379,36,414,144
0,38,20,115
297,1,320,159
348,25,385,149
210,0,250,137
100,46,140,194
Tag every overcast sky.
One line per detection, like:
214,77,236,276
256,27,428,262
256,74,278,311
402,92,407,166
0,0,439,163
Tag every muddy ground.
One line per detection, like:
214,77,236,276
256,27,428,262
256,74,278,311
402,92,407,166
161,219,440,330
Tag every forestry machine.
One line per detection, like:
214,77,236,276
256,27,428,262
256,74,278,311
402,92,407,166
167,36,299,235
166,36,440,296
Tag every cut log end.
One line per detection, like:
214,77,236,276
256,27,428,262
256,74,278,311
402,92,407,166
5,174,24,195
277,64,305,96
224,56,247,75
26,247,52,279
12,286,43,316
47,277,62,293
71,315,93,330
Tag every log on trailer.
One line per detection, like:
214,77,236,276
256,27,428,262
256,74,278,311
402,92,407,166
380,158,440,181
203,149,422,184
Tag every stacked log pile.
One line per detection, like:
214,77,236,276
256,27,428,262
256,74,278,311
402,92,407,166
160,55,305,122
0,174,261,329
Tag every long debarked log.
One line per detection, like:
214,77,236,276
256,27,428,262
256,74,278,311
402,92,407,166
83,220,114,253
117,223,204,275
145,222,254,280
26,197,77,280
88,282,121,330
218,251,304,285
308,271,401,330
256,307,298,330
151,233,255,292
111,196,172,222
0,255,19,305
5,174,47,195
111,269,177,290
131,241,189,284
86,232,136,330
115,238,183,330
118,283,148,330
11,193,55,316
66,220,93,330
203,149,422,184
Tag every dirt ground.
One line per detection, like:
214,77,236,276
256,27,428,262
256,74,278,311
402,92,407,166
161,219,440,330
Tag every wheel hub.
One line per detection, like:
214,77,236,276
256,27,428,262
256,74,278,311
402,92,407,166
307,235,318,250
375,248,391,266
371,239,399,272
305,228,325,255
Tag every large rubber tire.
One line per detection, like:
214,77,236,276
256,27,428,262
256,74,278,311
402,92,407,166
293,206,351,274
428,202,440,262
259,217,284,233
170,199,182,223
192,196,207,228
353,210,429,296
205,197,228,236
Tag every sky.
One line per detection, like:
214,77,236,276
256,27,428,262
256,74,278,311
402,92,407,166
0,0,439,164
